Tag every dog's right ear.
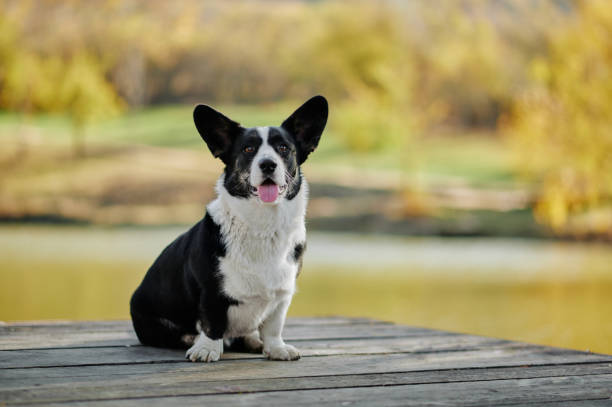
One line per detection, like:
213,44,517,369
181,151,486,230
194,104,243,163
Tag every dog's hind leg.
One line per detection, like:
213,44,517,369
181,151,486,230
130,309,194,349
224,330,264,354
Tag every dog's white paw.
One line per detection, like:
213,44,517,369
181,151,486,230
264,343,301,361
186,336,223,363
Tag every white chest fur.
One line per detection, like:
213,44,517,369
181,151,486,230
207,177,307,338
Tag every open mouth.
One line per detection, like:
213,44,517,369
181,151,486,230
251,179,287,203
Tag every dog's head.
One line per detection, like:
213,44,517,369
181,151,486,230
194,96,328,204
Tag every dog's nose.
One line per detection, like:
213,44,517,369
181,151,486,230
259,159,277,175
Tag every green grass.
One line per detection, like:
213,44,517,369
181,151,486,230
415,134,517,185
0,104,518,187
93,103,303,148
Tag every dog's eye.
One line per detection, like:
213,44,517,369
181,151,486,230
243,146,255,154
278,144,289,153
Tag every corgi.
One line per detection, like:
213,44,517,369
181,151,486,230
130,96,328,362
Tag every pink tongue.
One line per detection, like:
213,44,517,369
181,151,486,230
258,183,279,203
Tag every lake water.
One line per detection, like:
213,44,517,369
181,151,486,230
1,225,611,354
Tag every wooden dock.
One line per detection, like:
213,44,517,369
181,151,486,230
1,317,611,406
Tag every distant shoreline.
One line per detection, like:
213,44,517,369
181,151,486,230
1,215,610,243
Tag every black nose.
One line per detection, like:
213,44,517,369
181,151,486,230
259,159,277,175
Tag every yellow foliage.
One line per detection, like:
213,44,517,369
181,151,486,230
334,99,409,152
505,0,612,231
2,0,608,198
55,53,123,128
0,0,568,129
0,3,123,124
298,1,416,152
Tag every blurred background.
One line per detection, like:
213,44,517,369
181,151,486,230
1,0,611,353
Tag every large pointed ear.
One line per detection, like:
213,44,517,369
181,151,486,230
193,104,243,163
281,95,328,164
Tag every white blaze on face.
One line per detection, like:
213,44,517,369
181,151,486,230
250,127,287,204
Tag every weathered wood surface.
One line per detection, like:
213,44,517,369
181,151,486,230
1,318,610,406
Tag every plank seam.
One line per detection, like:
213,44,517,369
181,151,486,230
7,372,611,405
2,356,610,373
495,396,612,406
0,320,394,331
0,332,461,351
0,344,558,370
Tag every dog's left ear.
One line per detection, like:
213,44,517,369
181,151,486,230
194,104,243,164
281,95,328,164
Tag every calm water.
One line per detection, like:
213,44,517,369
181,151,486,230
1,225,611,354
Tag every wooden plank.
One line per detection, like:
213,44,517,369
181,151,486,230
511,401,612,407
2,346,610,389
0,321,131,331
2,319,609,406
0,317,387,332
0,335,516,369
0,331,137,350
285,323,440,340
0,323,446,350
2,363,611,405
17,374,612,406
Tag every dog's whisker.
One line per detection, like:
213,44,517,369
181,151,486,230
283,169,295,184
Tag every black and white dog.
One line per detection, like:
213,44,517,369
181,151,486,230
130,96,328,362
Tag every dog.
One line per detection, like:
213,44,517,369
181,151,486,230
130,95,328,362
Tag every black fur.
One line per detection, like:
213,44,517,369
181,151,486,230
193,105,244,164
222,129,262,198
293,242,306,276
268,126,303,200
282,95,328,164
130,213,238,348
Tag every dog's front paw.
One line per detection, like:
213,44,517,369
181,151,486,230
264,343,301,361
186,336,223,363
